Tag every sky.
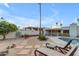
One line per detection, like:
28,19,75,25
0,3,79,28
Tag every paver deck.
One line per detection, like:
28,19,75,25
0,36,78,56
16,49,31,56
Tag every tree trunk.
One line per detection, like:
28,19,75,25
2,34,6,40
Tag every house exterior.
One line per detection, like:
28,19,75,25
0,22,79,40
19,27,43,36
69,23,79,37
15,22,79,37
18,26,69,37
45,27,69,36
0,32,17,39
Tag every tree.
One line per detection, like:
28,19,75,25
56,22,58,26
60,23,62,27
77,17,79,23
0,17,18,40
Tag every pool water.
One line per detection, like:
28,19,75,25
59,38,79,46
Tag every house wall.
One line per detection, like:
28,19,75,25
69,23,78,37
20,30,39,36
0,32,16,39
77,26,79,36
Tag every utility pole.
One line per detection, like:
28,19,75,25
39,3,42,36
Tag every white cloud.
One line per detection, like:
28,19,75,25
0,9,9,16
4,3,10,8
0,5,61,28
10,16,55,28
0,3,60,28
7,19,15,24
42,17,54,25
0,8,57,28
72,17,78,24
52,9,59,17
13,16,40,27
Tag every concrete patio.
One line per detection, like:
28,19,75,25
0,36,49,56
0,36,79,56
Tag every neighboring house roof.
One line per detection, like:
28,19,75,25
62,26,69,30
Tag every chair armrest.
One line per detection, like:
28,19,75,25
46,43,50,48
45,43,56,49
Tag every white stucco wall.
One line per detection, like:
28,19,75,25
6,32,16,38
20,30,39,35
0,32,16,39
77,26,79,36
69,23,78,37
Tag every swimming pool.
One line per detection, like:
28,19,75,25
59,37,79,46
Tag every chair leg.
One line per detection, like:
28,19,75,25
34,50,47,56
58,47,65,54
34,50,37,56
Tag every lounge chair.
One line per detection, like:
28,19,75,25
0,49,8,56
46,39,73,53
34,45,78,56
0,53,6,56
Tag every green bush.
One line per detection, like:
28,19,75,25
63,33,69,36
39,34,47,41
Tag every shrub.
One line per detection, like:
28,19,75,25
0,18,18,40
39,34,47,41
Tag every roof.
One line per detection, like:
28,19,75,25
62,26,69,30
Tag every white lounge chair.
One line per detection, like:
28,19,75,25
0,49,8,56
46,39,73,53
34,45,78,56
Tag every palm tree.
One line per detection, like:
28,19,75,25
1,17,4,19
56,22,58,26
77,17,79,24
60,23,62,27
56,22,58,36
0,17,4,21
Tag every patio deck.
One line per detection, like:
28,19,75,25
0,36,48,56
0,36,78,56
